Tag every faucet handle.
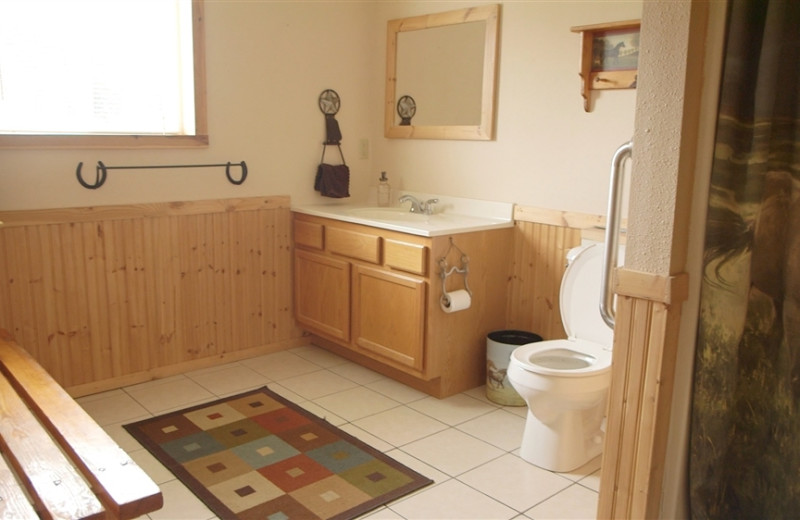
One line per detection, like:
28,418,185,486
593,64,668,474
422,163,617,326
422,198,439,215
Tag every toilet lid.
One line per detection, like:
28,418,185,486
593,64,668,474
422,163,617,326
560,243,615,345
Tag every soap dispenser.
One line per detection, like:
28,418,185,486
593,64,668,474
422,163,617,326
377,171,392,207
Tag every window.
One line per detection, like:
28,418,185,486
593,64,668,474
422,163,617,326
0,0,207,148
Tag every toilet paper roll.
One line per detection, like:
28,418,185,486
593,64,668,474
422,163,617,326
440,290,471,313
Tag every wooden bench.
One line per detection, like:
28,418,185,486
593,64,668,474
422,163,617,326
0,329,163,519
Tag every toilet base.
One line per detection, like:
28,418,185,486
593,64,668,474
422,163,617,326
519,407,604,472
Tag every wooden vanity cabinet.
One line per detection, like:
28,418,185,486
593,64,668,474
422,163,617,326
292,212,513,398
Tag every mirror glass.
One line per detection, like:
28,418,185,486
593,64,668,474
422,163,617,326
385,4,500,140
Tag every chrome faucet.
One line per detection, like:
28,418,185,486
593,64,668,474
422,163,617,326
399,194,439,215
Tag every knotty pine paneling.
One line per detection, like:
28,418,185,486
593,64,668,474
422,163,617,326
0,197,302,395
506,219,582,340
597,270,688,519
2,199,600,395
509,204,627,340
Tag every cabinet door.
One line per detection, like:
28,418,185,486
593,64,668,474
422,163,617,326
352,265,426,372
294,249,350,341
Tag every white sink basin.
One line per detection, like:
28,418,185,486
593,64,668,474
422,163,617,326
293,194,513,237
347,207,429,222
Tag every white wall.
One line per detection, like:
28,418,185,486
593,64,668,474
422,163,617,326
0,1,377,210
372,1,641,215
0,1,640,215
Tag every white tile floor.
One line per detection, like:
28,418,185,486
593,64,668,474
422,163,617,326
77,344,601,520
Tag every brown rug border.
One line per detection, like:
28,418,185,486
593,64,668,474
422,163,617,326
124,385,433,520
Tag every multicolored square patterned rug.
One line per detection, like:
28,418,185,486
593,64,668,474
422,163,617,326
124,386,432,520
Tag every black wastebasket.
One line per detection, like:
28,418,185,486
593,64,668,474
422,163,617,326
486,330,542,405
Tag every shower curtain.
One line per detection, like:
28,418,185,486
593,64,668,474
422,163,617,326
689,1,800,518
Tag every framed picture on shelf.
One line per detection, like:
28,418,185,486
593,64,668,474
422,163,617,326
571,20,640,111
591,28,640,72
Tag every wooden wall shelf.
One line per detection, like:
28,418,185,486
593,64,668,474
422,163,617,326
571,19,641,112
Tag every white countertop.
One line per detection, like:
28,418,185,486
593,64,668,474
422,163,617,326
292,192,514,237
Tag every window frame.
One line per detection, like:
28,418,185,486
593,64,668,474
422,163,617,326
0,0,208,150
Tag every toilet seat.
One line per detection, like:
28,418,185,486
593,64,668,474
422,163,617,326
510,339,611,378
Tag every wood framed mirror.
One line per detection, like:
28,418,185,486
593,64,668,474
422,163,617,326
385,4,500,141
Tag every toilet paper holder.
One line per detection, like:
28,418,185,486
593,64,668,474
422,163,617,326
438,238,472,307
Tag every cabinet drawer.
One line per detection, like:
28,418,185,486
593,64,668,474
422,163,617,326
384,239,428,275
294,220,324,250
327,227,381,264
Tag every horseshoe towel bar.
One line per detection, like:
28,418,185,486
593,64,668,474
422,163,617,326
76,161,248,189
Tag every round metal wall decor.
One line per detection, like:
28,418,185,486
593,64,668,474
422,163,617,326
397,95,416,125
318,89,341,115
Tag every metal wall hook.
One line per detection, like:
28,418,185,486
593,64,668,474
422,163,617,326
225,161,248,185
75,161,248,189
76,161,108,189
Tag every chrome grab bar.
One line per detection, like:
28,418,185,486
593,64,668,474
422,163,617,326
600,140,633,329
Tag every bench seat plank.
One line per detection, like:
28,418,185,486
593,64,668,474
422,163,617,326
0,373,106,520
0,449,40,519
0,332,163,519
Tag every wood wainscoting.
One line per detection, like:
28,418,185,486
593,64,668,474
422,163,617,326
1,199,610,398
597,268,689,518
508,205,616,340
0,196,304,397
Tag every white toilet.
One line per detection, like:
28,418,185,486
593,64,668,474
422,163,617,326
507,242,618,472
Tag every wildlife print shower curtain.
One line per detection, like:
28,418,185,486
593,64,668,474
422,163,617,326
689,1,800,518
